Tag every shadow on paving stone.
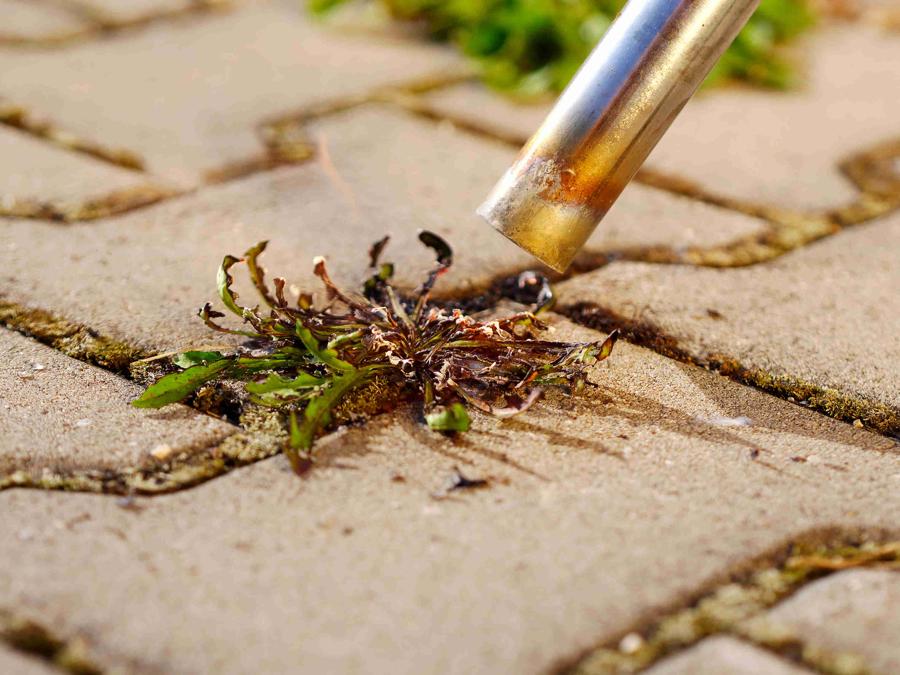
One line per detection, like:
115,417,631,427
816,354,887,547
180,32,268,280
0,314,897,672
557,214,900,436
0,379,896,674
0,103,767,358
0,644,60,675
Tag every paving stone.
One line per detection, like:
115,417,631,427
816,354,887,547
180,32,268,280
0,0,87,41
0,125,163,216
557,213,900,415
0,1,461,187
418,81,551,146
0,105,766,353
0,317,897,674
420,24,900,212
0,328,235,480
644,636,813,675
72,0,202,23
650,24,900,211
761,569,900,674
0,645,58,675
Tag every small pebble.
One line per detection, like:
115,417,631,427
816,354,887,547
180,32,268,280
698,415,752,427
618,632,644,654
150,443,174,461
75,418,92,428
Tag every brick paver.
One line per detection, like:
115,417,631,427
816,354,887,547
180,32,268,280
0,1,462,187
73,0,208,23
0,105,765,354
0,0,87,42
643,636,813,675
0,125,168,219
761,569,900,674
0,328,235,486
0,317,897,673
1,4,898,673
416,23,900,212
557,213,900,424
0,645,57,675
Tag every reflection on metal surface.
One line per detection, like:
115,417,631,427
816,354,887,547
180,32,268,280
479,0,761,272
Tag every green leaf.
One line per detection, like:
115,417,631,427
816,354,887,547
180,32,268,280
295,322,355,372
286,368,373,465
308,0,814,94
425,402,471,432
232,356,296,375
173,351,225,369
246,373,325,395
132,359,233,408
217,254,246,318
244,241,279,309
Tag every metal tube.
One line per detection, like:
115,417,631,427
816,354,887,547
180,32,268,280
478,0,760,272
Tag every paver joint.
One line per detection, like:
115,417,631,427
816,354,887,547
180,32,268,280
0,1,897,673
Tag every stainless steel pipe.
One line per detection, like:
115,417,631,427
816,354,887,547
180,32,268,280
478,0,761,272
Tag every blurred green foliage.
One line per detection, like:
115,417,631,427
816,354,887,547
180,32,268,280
309,0,815,96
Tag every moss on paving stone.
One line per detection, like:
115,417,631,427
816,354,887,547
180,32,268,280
0,302,147,375
0,103,145,171
0,303,287,494
0,185,179,223
0,399,291,495
569,540,899,675
714,358,900,438
0,298,406,493
560,302,900,437
0,610,102,675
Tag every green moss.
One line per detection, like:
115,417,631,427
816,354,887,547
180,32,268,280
561,302,900,438
0,302,147,374
715,357,900,436
570,540,898,674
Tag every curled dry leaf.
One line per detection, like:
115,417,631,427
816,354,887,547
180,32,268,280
133,232,619,474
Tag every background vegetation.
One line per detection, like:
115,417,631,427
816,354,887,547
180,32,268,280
310,0,816,96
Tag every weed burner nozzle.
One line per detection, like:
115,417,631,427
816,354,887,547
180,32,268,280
478,0,761,272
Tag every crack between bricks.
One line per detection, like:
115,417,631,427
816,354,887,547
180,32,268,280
0,183,180,222
387,89,900,270
0,69,472,222
0,300,288,495
0,0,232,50
0,605,164,675
557,301,900,439
0,104,146,173
1,611,103,674
2,303,898,671
557,535,899,675
2,233,898,496
205,67,473,184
